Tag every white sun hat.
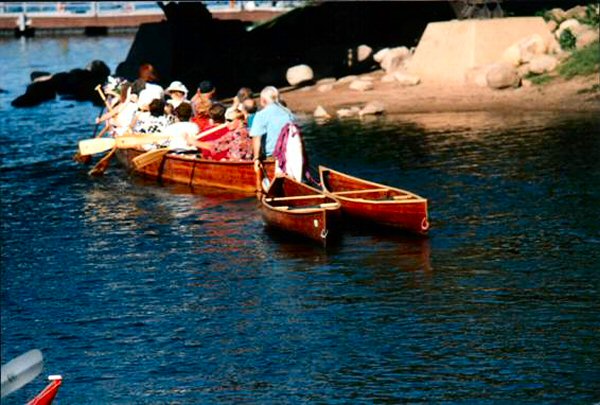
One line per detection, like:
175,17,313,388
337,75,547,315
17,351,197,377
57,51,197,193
165,81,188,97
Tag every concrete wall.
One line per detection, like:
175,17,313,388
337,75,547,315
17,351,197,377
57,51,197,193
407,17,554,83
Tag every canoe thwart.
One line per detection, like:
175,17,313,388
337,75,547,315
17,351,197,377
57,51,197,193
265,194,326,202
331,188,389,195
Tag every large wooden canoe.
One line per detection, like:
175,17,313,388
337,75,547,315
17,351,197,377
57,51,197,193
261,176,341,246
116,149,275,193
319,166,430,235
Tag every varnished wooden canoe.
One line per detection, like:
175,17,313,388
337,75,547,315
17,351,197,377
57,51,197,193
116,148,275,193
319,166,430,235
261,176,341,246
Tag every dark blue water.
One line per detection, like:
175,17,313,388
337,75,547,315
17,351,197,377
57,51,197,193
2,37,599,403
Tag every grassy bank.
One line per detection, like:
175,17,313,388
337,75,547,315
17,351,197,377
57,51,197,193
529,42,600,88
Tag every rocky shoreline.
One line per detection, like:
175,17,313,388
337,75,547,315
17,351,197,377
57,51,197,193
281,70,600,117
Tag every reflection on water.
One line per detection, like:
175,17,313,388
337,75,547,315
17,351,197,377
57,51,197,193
1,34,599,403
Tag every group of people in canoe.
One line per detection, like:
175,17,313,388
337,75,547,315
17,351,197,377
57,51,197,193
97,63,308,181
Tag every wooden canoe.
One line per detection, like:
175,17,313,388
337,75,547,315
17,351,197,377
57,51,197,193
116,148,275,193
27,375,62,405
319,166,430,235
261,176,341,246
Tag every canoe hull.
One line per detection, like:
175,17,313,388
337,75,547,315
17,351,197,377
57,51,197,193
116,149,275,193
319,166,429,236
261,176,341,246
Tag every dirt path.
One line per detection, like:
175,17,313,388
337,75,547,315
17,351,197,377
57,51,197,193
280,70,600,116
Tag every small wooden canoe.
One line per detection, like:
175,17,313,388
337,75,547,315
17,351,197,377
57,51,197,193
261,176,341,246
116,148,275,193
319,166,430,235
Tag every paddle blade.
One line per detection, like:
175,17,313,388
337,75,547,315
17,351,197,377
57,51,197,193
1,349,43,398
78,138,115,156
132,148,170,170
115,134,169,149
88,147,117,176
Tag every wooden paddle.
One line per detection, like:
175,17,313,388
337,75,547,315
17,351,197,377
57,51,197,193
132,123,227,170
73,105,106,164
78,132,171,156
1,349,43,398
88,146,117,176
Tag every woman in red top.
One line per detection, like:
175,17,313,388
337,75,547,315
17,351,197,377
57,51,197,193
194,103,252,161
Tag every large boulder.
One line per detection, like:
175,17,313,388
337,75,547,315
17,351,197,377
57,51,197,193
486,64,520,89
380,46,411,73
564,5,588,20
502,34,547,66
356,44,373,62
547,8,567,23
373,48,389,63
465,65,494,87
556,19,582,39
286,64,314,86
529,54,558,74
576,28,600,49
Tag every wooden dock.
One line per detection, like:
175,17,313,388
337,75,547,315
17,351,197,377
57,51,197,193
0,2,290,37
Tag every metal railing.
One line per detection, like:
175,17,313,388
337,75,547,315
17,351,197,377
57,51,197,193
0,1,300,16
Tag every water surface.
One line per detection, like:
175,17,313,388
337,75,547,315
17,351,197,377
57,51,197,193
1,37,599,403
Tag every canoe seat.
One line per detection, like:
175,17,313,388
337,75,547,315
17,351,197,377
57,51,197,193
277,202,337,211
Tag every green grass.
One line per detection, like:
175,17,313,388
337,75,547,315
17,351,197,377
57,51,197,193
528,73,554,85
528,42,600,86
557,42,600,79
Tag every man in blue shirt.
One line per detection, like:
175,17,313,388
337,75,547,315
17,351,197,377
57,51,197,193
250,86,295,171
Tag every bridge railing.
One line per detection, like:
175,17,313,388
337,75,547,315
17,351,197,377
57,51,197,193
0,1,300,16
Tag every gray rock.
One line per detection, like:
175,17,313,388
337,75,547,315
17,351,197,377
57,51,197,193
564,5,588,20
317,84,334,92
380,46,411,72
556,19,582,39
359,101,385,116
547,8,566,23
286,64,314,86
576,28,599,49
373,48,389,63
393,72,420,86
529,55,558,74
313,105,331,118
337,106,361,118
349,80,374,91
357,44,373,62
486,64,520,89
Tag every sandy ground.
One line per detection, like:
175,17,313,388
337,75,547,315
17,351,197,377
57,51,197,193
280,69,600,116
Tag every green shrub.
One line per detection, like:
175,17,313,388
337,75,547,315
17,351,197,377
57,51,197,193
559,28,577,50
581,3,600,27
558,42,600,78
